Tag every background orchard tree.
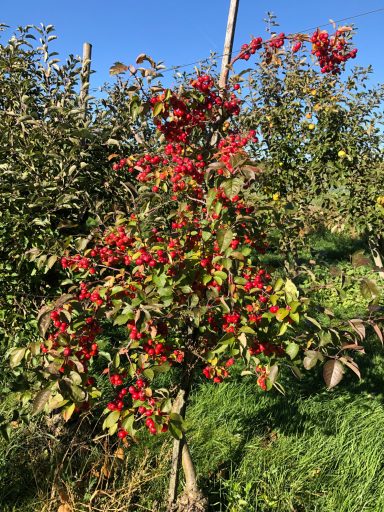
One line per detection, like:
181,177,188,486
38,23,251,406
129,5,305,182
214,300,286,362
0,24,159,387
236,19,384,272
9,26,372,511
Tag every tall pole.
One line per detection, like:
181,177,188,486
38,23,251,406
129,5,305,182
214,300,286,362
80,42,92,109
219,0,240,89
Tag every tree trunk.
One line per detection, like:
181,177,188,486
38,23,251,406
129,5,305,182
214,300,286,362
176,441,208,511
167,343,208,512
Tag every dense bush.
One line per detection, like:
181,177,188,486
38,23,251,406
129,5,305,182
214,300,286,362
0,24,145,354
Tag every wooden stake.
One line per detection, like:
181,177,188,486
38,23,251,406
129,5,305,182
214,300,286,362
219,0,240,89
80,42,92,108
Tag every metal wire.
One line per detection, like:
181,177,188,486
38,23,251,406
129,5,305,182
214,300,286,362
161,7,384,74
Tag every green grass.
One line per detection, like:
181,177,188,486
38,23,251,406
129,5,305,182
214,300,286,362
188,375,384,512
1,231,383,512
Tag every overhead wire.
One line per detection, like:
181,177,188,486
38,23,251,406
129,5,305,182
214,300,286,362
160,7,384,75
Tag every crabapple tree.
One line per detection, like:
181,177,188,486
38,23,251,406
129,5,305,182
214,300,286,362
11,26,364,511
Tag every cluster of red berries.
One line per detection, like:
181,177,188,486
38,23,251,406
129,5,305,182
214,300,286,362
243,268,271,292
42,309,100,372
217,131,257,173
202,365,229,383
269,32,285,49
239,36,263,60
311,29,357,74
249,341,284,357
112,158,129,172
256,365,268,391
79,282,104,307
147,74,242,148
223,312,241,333
292,40,302,53
107,376,170,438
191,74,214,92
61,254,95,274
50,309,68,333
235,29,357,76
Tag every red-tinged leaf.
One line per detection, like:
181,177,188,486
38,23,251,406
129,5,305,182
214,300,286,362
348,319,366,341
136,53,147,64
109,62,128,75
337,25,353,33
341,343,364,351
343,360,361,380
323,360,344,389
37,305,52,338
373,324,384,345
32,388,51,415
351,250,371,268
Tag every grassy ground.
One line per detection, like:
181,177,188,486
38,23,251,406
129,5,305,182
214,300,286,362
1,232,383,512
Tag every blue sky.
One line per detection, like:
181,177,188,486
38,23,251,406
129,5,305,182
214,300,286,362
2,1,384,90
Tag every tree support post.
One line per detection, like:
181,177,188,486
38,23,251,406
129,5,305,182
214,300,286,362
219,0,240,89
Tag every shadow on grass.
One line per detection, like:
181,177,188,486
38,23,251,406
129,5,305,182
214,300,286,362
201,335,384,511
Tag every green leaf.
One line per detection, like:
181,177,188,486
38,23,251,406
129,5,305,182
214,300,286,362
275,308,290,322
169,411,185,439
217,229,233,253
114,314,131,326
169,422,183,440
274,278,284,291
143,368,155,381
59,379,86,402
202,274,212,286
285,279,299,303
303,350,323,370
153,102,165,117
190,294,199,308
104,410,120,430
63,403,76,422
221,177,244,199
360,278,380,303
286,342,299,360
152,363,171,374
9,347,26,368
206,188,217,211
305,315,322,330
121,414,136,436
153,273,167,288
239,326,256,334
213,275,223,285
202,231,212,242
158,286,173,297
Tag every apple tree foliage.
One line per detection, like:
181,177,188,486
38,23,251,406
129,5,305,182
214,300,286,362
6,23,383,510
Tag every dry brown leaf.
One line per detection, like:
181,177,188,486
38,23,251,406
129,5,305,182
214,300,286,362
58,504,72,512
